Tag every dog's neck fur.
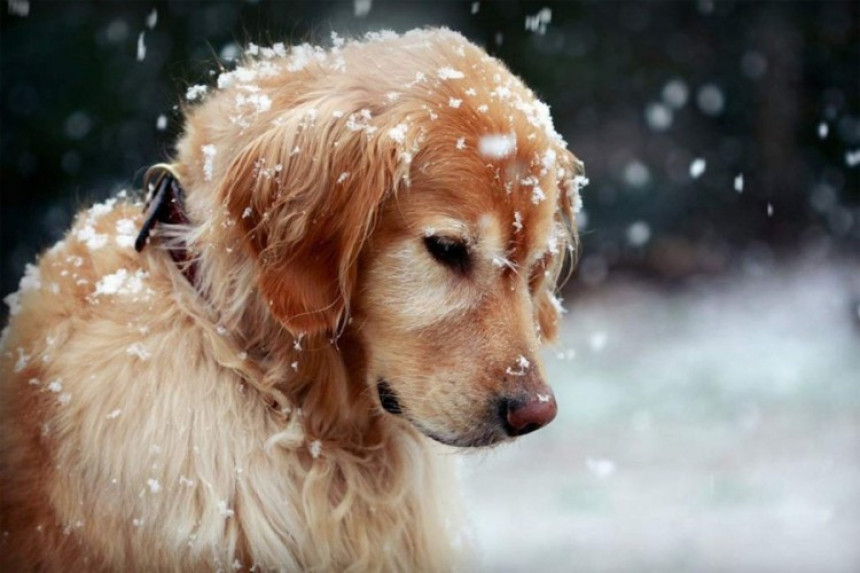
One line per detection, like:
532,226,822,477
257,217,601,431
164,158,382,449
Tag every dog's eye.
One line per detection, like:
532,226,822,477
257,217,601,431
424,235,470,273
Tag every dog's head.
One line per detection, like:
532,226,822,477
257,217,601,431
191,29,583,447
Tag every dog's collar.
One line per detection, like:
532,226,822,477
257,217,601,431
135,164,198,285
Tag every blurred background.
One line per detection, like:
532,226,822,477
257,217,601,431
2,1,858,571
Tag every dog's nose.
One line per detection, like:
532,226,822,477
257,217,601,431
502,392,557,436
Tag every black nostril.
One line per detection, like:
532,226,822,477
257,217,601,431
498,398,523,436
516,422,542,436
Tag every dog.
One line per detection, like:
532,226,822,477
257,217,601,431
0,28,584,570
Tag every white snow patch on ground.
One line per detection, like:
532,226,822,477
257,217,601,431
461,259,860,572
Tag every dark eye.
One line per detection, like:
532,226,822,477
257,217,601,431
424,235,470,273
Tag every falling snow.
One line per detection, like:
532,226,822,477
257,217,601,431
75,225,109,250
216,500,235,517
354,0,371,18
126,342,151,361
14,348,30,372
7,0,28,17
645,102,672,131
696,84,725,116
525,7,552,35
626,221,651,246
136,32,146,62
115,219,137,248
662,79,689,108
201,144,216,182
387,123,408,144
437,66,465,80
185,85,208,101
689,158,707,179
567,175,588,213
478,134,516,159
585,458,617,479
92,269,150,298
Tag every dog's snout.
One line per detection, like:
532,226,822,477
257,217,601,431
500,391,557,437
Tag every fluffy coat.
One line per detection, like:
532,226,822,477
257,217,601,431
0,28,582,570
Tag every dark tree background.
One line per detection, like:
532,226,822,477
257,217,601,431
2,0,858,305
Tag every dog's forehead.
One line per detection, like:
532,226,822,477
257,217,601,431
406,146,560,265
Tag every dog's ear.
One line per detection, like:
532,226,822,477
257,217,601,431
220,104,411,335
535,147,583,343
535,289,561,342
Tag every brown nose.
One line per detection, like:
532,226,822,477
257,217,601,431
502,392,558,436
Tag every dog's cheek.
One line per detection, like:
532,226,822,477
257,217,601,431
364,243,474,330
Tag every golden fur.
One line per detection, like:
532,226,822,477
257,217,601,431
0,29,582,570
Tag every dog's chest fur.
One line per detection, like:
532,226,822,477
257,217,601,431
0,203,462,571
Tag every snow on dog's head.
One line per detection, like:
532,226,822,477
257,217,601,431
176,28,584,447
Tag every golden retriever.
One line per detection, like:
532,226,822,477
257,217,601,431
0,28,583,571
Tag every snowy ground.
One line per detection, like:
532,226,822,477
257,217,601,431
460,257,860,573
